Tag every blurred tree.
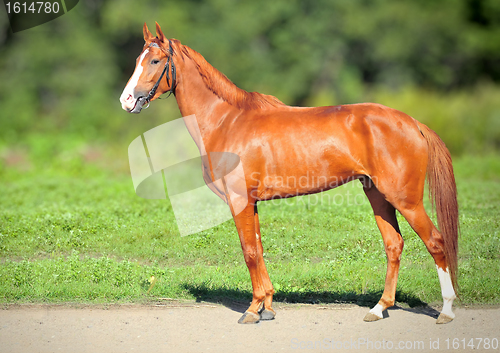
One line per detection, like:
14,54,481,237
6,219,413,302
0,0,499,153
99,0,500,104
0,2,118,141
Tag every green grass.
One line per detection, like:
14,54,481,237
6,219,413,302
0,153,499,307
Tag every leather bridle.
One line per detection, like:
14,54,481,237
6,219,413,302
138,39,177,109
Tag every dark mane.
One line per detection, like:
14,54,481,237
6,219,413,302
176,42,286,110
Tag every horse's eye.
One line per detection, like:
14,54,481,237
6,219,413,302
151,59,160,65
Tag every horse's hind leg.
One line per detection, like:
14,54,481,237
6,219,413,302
363,182,404,322
398,204,456,324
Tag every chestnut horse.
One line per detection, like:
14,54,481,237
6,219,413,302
120,23,458,325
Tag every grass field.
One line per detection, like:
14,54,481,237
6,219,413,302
0,151,499,308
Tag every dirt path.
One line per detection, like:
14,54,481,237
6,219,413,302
1,302,499,353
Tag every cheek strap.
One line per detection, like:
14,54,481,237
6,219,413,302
145,39,176,103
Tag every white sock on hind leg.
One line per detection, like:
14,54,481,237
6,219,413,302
369,303,384,319
436,266,456,318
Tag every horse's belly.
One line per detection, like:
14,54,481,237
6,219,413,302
256,170,360,200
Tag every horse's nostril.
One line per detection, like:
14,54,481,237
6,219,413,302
126,94,133,102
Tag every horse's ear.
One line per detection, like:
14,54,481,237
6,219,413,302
143,22,154,43
155,22,167,45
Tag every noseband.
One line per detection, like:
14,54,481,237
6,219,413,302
140,40,177,108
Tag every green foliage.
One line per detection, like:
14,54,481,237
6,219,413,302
102,0,500,104
1,0,500,154
370,84,500,155
1,14,117,140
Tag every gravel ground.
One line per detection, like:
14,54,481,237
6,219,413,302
1,302,499,353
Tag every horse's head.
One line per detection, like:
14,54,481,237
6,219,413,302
120,22,175,113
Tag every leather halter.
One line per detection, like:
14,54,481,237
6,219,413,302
143,40,176,105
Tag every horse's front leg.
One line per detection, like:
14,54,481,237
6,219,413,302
254,205,276,320
233,203,267,324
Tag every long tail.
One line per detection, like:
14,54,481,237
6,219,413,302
418,123,459,292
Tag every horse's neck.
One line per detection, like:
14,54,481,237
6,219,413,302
174,62,219,119
174,56,238,149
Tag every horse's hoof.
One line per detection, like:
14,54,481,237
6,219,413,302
363,312,382,322
260,308,276,321
436,313,454,324
238,311,260,324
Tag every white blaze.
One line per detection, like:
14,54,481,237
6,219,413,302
120,49,149,111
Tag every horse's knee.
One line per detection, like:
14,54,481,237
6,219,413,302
426,239,443,255
385,239,404,263
242,248,259,266
425,230,446,263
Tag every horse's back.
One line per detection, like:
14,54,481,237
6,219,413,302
240,102,428,169
215,102,428,200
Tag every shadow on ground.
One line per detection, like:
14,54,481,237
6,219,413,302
182,283,440,319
